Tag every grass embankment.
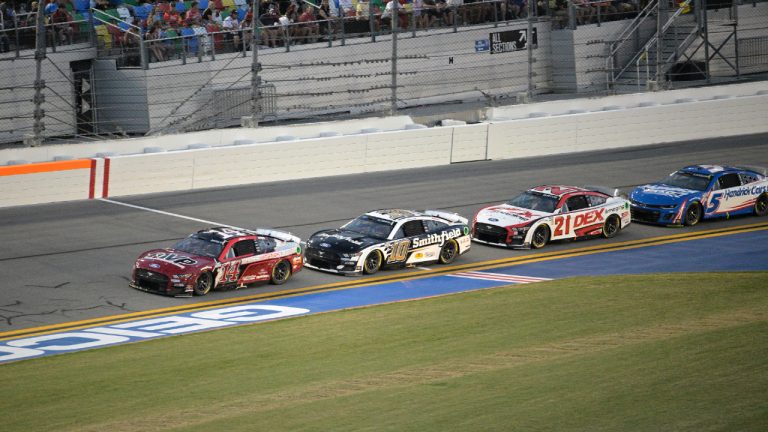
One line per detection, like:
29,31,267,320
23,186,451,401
2,272,767,431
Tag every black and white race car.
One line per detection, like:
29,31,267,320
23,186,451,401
304,209,472,275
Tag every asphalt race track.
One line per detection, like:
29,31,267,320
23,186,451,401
1,133,767,332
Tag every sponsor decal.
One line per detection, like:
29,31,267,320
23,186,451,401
145,252,198,266
0,305,310,363
489,218,499,222
149,263,160,269
640,185,693,198
553,208,605,237
412,228,462,248
319,243,331,248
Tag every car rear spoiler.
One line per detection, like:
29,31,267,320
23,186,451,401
253,228,302,245
584,185,626,198
424,210,469,225
735,165,768,177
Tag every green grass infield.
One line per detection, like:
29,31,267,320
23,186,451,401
2,272,767,431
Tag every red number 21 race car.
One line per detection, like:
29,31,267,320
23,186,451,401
130,227,303,297
472,185,632,249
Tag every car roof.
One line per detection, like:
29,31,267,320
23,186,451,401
678,165,745,176
194,227,253,243
528,185,591,198
365,209,423,221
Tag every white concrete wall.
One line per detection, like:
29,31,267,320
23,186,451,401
1,80,766,208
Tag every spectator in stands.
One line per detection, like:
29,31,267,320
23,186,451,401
186,1,202,21
116,2,132,21
240,11,252,50
192,18,210,53
259,3,280,47
421,0,439,28
146,21,167,61
444,0,461,26
297,3,318,43
44,0,58,15
50,3,74,44
317,0,332,34
381,0,405,30
222,8,240,49
180,18,198,54
338,0,354,16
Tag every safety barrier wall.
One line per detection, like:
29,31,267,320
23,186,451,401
1,82,766,208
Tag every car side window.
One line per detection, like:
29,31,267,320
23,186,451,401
255,237,276,254
739,173,758,185
401,220,426,237
424,220,448,232
717,173,741,190
232,239,256,257
587,195,607,207
565,195,590,212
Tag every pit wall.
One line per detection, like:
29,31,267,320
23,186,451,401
1,81,766,208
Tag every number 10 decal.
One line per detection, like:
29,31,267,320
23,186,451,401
388,240,410,263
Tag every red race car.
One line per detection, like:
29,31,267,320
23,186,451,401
130,227,303,297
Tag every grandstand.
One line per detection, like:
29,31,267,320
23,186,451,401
0,0,766,145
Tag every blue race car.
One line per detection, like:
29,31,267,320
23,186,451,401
629,165,768,226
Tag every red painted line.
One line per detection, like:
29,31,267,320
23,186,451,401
88,159,97,199
102,158,110,198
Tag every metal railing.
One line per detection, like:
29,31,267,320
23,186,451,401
0,12,92,58
635,0,694,87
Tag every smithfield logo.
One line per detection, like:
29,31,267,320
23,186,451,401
412,228,462,248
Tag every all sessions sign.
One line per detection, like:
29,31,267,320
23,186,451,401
489,28,538,54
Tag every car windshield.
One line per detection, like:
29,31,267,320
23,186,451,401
506,192,559,213
173,236,224,258
660,171,711,191
342,215,394,240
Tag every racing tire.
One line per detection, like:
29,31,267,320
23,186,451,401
755,194,768,217
363,250,383,275
602,215,621,239
438,239,459,265
683,202,702,226
530,225,550,249
270,260,292,285
193,272,213,296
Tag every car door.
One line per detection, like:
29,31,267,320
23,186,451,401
387,220,425,264
551,194,605,240
218,237,267,286
705,172,743,215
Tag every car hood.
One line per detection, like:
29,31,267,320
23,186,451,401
630,184,700,206
135,248,215,275
308,229,382,254
475,204,549,227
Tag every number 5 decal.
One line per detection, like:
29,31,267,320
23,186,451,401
706,192,722,213
388,240,410,263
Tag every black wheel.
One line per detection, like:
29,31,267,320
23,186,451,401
193,272,213,296
530,225,550,249
438,239,459,265
270,260,292,285
684,202,702,226
602,215,621,239
363,250,383,275
755,194,768,217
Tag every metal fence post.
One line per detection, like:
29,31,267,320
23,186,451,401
391,5,398,115
140,33,148,69
30,1,47,147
